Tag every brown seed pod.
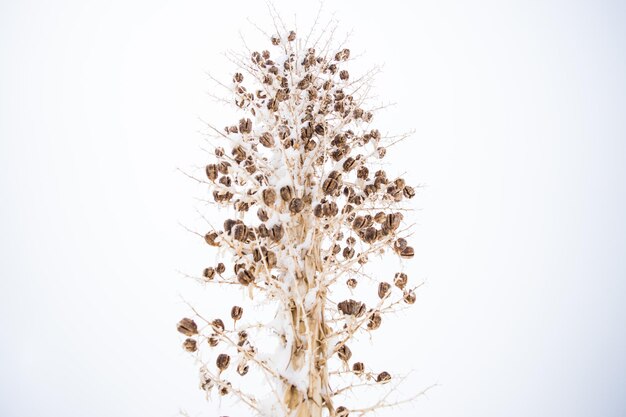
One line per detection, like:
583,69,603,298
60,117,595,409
280,185,293,202
257,223,269,238
203,267,215,280
238,118,252,134
349,195,363,206
378,282,391,299
314,123,325,136
343,247,355,260
386,176,401,189
234,263,246,274
305,138,317,151
215,147,224,157
358,213,370,227
365,184,379,197
297,78,310,90
374,211,386,224
218,175,232,187
342,157,356,172
338,299,366,317
328,170,341,180
219,382,231,396
211,319,225,332
234,200,249,212
331,133,346,146
336,406,349,417
289,198,304,214
177,318,198,336
215,262,225,274
216,353,230,371
322,178,339,195
386,212,403,231
257,208,269,222
394,238,408,252
361,227,377,243
253,247,265,263
208,334,219,347
237,269,255,286
265,250,277,268
182,338,197,352
213,190,233,203
346,236,356,246
232,146,246,163
200,371,214,391
352,362,364,374
367,311,382,330
339,70,349,80
238,330,248,343
400,246,415,259
377,371,391,383
267,98,278,111
331,244,341,255
346,277,357,288
337,343,352,362
276,89,288,102
237,361,249,376
259,132,275,148
357,166,369,180
271,35,280,45
205,164,218,181
313,204,323,217
262,188,276,206
217,161,230,174
404,289,417,304
231,306,243,321
404,185,416,198
352,216,366,230
287,30,296,41
269,224,284,242
204,232,219,246
394,272,408,289
233,224,248,242
233,72,243,83
331,147,347,161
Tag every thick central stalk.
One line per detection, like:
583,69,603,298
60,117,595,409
283,222,331,417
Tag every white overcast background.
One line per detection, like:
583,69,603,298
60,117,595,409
1,1,625,416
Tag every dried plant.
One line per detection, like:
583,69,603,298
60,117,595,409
178,9,432,417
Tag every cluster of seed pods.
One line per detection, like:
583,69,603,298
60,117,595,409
178,28,420,416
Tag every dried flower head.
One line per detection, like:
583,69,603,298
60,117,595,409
180,15,424,417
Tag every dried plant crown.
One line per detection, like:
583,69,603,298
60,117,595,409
179,21,422,417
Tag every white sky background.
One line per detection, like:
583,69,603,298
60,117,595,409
1,0,625,416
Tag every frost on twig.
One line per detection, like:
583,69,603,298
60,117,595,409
177,10,428,417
